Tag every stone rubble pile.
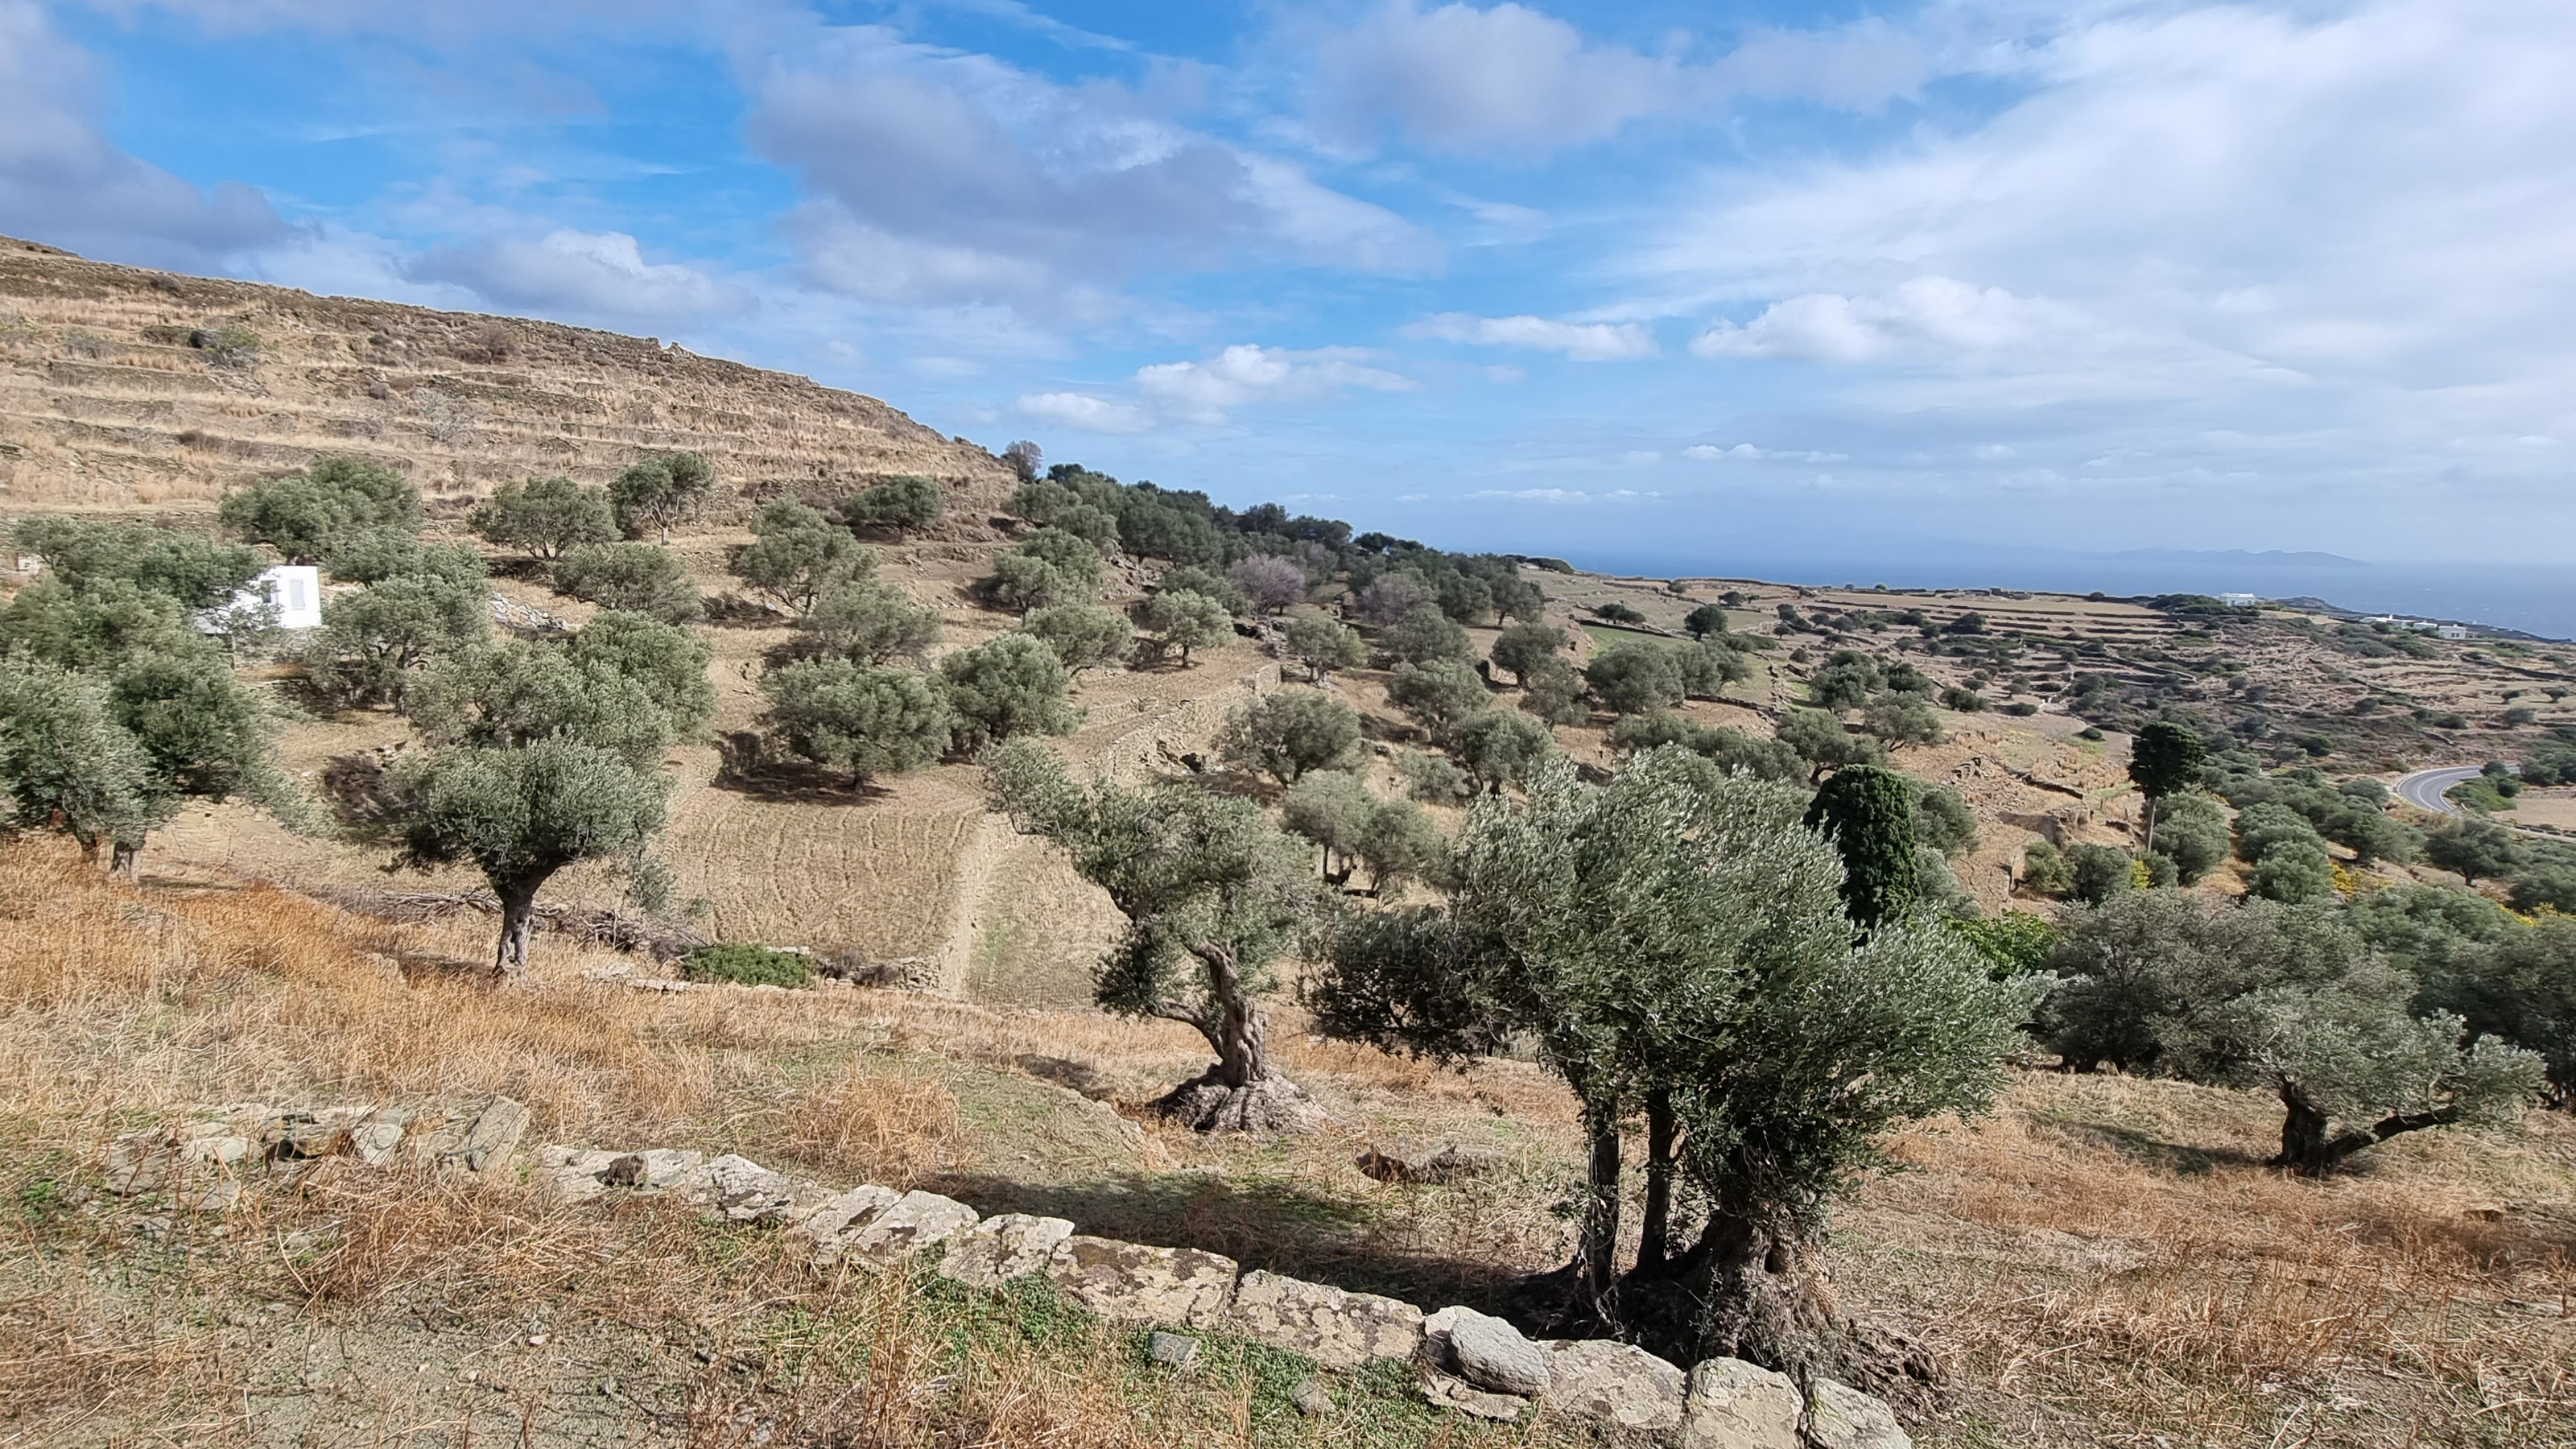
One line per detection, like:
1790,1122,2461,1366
96,1102,1910,1448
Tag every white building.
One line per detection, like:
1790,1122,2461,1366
2436,625,2470,641
2217,592,2262,607
197,564,322,633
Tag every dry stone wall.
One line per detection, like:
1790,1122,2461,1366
95,1100,1911,1449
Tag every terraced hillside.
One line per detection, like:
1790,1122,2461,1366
0,234,1014,518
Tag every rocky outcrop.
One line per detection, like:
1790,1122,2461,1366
91,1103,1915,1449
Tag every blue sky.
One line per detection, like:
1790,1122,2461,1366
6,0,2574,581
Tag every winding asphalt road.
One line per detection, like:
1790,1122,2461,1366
2394,765,2487,814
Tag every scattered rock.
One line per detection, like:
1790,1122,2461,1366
1539,1339,1686,1435
537,1146,631,1201
1147,1331,1200,1367
1354,1140,1504,1186
1432,1306,1550,1397
1420,1367,1527,1422
1676,1356,1802,1449
349,1108,411,1167
1290,1377,1333,1416
937,1212,1075,1290
275,1105,372,1160
181,1134,253,1170
1802,1378,1911,1449
1046,1236,1239,1329
600,1148,704,1190
1229,1269,1423,1371
105,1130,175,1195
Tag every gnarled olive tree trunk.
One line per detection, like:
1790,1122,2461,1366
1152,940,1320,1133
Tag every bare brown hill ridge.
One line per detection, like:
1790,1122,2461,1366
5,242,2576,1448
0,233,1014,518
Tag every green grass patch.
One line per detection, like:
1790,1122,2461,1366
679,942,815,988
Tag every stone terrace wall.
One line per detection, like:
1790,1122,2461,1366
99,1100,1912,1449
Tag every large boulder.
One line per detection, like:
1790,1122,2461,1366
938,1213,1075,1290
1677,1357,1803,1449
1427,1306,1550,1397
1803,1378,1911,1449
1539,1339,1686,1435
1228,1270,1423,1370
1045,1236,1238,1329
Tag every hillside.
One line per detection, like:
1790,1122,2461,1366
0,234,1014,520
4,247,2575,1449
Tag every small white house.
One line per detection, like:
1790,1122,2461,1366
2436,625,2471,641
2216,592,2262,607
196,564,322,634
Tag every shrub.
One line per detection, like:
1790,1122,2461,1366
1939,686,1985,712
552,543,703,622
2067,843,2137,905
680,943,815,989
2021,840,2074,894
1948,909,2062,977
1591,601,1646,625
1439,708,1554,792
1278,611,1365,683
800,579,941,664
1516,659,1591,725
1583,644,1684,715
729,501,867,615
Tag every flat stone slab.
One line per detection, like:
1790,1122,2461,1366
691,1154,832,1224
816,1189,978,1268
1804,1378,1911,1449
538,1146,630,1201
1539,1339,1685,1435
1046,1236,1238,1329
937,1212,1075,1290
1677,1356,1802,1449
1229,1269,1423,1370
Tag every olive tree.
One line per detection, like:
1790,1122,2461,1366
837,474,946,539
1380,603,1469,665
1130,588,1230,667
2425,816,2527,886
939,633,1077,748
469,477,619,561
729,501,867,615
1019,605,1131,675
552,543,703,622
218,455,421,564
1585,645,1685,716
0,656,167,864
800,578,941,664
609,452,716,543
1279,610,1365,683
368,739,670,976
564,612,716,739
411,641,675,766
1281,770,1445,895
1773,709,1888,781
758,660,952,787
2041,892,2541,1174
14,517,265,611
985,740,1331,1132
301,553,491,711
1220,689,1360,784
1307,749,2031,1375
1440,708,1554,792
1387,658,1489,730
1490,621,1566,687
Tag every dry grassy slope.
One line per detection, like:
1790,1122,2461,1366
0,234,1016,521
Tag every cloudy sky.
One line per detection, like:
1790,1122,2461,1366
6,0,2573,580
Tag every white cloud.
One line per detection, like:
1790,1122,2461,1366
1466,487,1646,503
1013,390,1152,433
1133,344,1414,424
1305,3,1926,155
1686,443,1849,463
409,229,748,320
745,23,1430,315
1690,278,2086,365
0,1,287,268
1406,312,1657,361
1972,444,2017,460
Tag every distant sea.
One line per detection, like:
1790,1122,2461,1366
1573,547,2576,642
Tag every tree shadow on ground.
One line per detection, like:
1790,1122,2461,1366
708,733,894,805
2037,1117,2270,1176
923,1168,1536,1319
